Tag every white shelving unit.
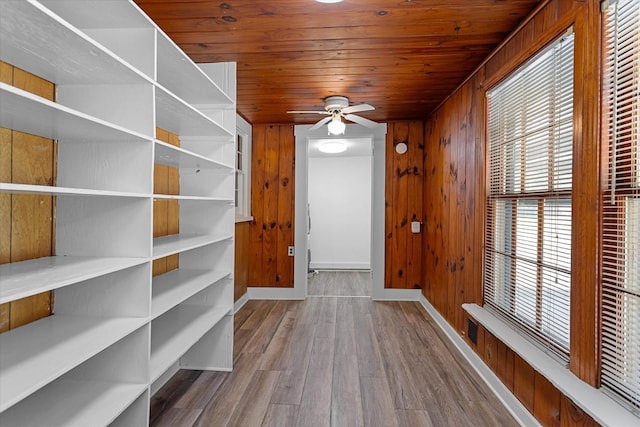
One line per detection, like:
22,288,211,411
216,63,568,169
0,0,236,425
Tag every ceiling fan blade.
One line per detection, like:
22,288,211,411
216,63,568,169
341,103,375,114
309,116,332,130
287,110,331,115
344,114,378,128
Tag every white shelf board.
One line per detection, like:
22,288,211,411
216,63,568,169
39,0,154,30
152,269,231,319
153,194,232,202
0,83,150,143
0,183,148,199
152,233,233,260
155,86,232,138
156,35,233,106
0,314,147,412
0,256,147,305
154,140,233,171
0,0,147,85
0,379,147,427
150,305,229,382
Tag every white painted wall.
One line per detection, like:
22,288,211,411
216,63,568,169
308,155,371,269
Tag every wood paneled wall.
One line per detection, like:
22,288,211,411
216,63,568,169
234,221,250,300
0,62,55,333
423,0,602,424
153,128,180,277
385,121,424,289
248,124,295,287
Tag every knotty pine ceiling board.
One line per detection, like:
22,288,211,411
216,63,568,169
135,0,540,125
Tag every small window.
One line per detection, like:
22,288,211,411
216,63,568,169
235,116,252,220
484,30,575,359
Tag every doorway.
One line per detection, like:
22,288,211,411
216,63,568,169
307,136,372,296
293,124,387,299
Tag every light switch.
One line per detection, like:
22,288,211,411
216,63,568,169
411,221,421,233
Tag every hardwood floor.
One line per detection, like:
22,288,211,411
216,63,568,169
151,275,518,427
307,270,371,296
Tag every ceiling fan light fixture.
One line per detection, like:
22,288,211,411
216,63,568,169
327,116,346,135
318,140,347,154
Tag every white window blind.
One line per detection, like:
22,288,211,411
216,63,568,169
601,0,640,412
485,31,575,359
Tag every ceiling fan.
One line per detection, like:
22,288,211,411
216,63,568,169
287,96,378,135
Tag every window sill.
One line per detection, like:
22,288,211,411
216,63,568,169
462,303,639,427
235,215,253,223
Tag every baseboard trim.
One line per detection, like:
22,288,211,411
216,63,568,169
371,288,422,301
233,292,249,313
247,287,304,300
309,262,371,270
419,295,540,427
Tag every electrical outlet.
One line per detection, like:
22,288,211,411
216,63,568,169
288,246,295,256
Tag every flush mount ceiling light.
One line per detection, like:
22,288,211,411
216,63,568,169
318,140,347,154
315,0,343,3
327,116,346,135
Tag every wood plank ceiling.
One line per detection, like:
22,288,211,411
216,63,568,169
135,0,541,126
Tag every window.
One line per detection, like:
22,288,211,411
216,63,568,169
601,0,640,412
484,31,575,359
235,116,252,220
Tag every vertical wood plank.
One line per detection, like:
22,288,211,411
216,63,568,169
0,61,13,83
533,371,561,426
513,354,535,413
406,121,424,290
276,125,294,287
10,194,53,262
0,303,10,333
496,340,515,391
560,395,598,427
13,67,54,100
156,127,170,143
384,125,394,288
263,125,280,285
167,200,179,235
483,330,498,372
392,121,409,289
9,292,52,329
0,127,11,264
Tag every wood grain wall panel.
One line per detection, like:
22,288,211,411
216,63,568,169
423,0,601,422
560,396,598,427
406,121,424,290
152,128,181,277
514,353,535,413
424,75,485,333
534,372,562,426
235,221,250,301
262,125,280,285
387,121,409,289
0,128,11,265
276,127,294,287
8,293,52,330
249,125,295,287
496,340,515,391
0,63,55,333
385,120,424,289
0,304,9,333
